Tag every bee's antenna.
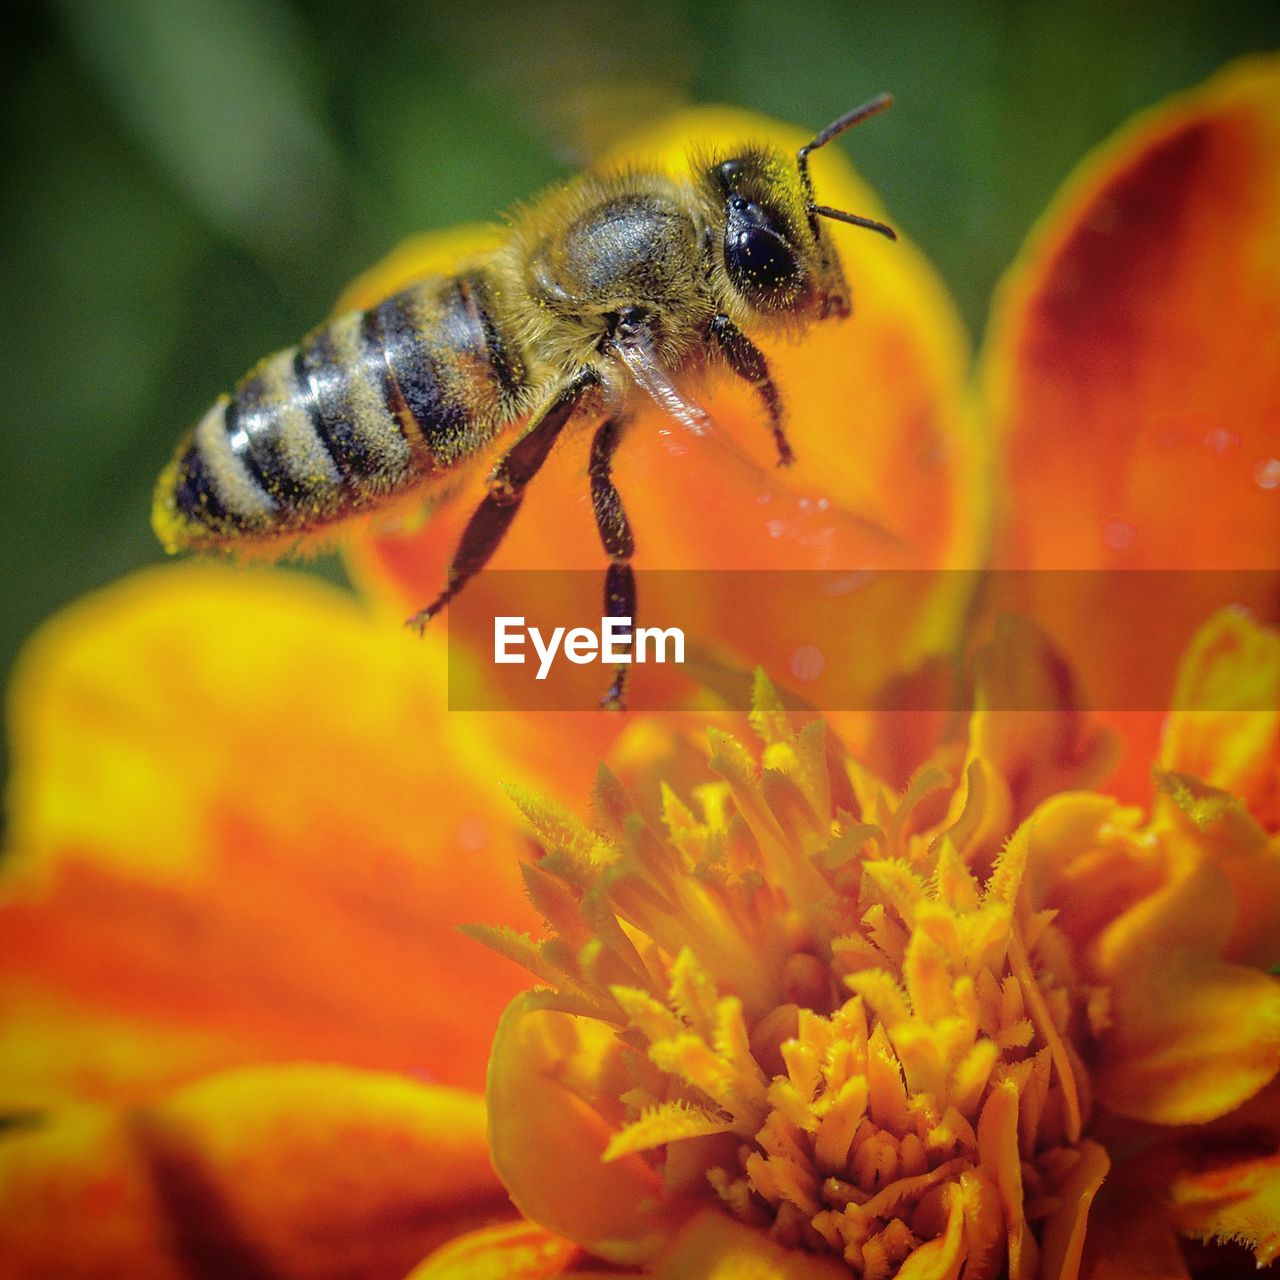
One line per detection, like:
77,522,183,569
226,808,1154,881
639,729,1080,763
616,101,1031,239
798,93,897,241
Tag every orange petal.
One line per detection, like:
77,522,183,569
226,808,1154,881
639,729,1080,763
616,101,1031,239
652,1209,849,1280
989,53,1280,572
1095,949,1280,1125
486,995,669,1265
0,1064,508,1280
407,1222,589,1280
976,1079,1037,1280
1,565,538,1104
344,107,983,715
985,55,1280,797
894,1180,968,1280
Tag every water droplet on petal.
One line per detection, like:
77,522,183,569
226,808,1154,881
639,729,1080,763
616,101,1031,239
1202,427,1239,455
1254,458,1280,491
789,645,826,682
1103,518,1136,551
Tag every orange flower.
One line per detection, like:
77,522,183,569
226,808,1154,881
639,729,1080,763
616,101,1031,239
424,609,1280,1279
0,568,553,1274
2,53,1278,1280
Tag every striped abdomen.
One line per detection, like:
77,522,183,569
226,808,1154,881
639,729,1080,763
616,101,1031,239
153,270,528,550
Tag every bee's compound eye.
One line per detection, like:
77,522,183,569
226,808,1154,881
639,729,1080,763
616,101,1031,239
723,198,800,299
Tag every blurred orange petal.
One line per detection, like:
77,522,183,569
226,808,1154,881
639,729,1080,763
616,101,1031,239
1,566,537,1104
0,1065,507,1280
989,53,1280,572
986,54,1280,805
343,107,983,715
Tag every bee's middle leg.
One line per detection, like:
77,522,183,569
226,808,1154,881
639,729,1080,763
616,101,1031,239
707,313,794,466
407,369,597,630
589,414,635,711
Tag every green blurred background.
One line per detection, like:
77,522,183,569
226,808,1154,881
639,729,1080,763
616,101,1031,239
1,0,1277,786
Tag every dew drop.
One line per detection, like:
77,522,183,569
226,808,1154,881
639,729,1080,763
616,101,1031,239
789,644,826,682
1202,426,1239,455
1254,458,1280,491
1103,518,1136,551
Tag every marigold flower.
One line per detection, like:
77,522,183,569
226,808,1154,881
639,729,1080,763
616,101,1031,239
2,52,1278,1280
440,610,1280,1279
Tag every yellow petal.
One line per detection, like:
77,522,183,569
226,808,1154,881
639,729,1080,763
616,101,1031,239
1160,608,1280,834
486,995,669,1264
1154,769,1280,970
407,1222,587,1280
0,1065,506,1280
1095,950,1280,1124
1036,1140,1110,1280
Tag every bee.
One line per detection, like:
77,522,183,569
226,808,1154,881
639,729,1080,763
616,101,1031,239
153,96,896,707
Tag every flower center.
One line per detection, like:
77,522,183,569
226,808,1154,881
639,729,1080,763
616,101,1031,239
485,700,1097,1278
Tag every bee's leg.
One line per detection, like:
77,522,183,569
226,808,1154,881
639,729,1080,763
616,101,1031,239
407,369,598,630
707,313,794,466
589,414,635,711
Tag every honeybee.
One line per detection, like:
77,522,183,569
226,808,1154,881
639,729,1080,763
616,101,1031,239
153,96,896,707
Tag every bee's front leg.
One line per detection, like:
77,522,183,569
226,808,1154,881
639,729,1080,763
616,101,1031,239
707,313,794,467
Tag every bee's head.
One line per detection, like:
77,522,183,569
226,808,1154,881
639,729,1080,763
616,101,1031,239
704,95,896,322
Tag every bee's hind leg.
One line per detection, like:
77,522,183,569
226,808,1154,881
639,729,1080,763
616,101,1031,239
589,414,635,711
707,313,794,466
406,369,598,631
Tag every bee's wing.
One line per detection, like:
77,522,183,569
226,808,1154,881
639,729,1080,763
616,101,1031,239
615,327,710,438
